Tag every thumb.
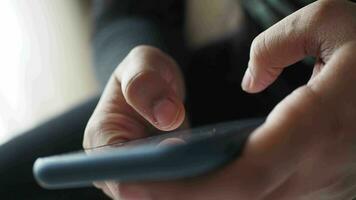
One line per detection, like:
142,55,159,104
241,0,354,93
83,46,185,149
113,45,186,131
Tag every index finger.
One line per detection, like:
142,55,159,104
241,0,355,93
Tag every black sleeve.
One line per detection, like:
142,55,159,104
0,96,111,199
91,0,187,88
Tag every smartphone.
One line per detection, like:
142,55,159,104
33,118,263,189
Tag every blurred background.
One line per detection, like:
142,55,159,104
0,0,245,145
0,0,98,145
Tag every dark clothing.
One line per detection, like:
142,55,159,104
3,0,354,199
0,97,108,199
91,0,313,125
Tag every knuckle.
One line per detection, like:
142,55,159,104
122,48,180,97
307,0,355,44
283,14,301,40
128,45,150,56
115,45,164,77
124,45,173,78
128,45,178,72
128,45,164,63
314,0,336,16
250,34,263,59
250,33,273,68
250,34,265,64
311,0,342,24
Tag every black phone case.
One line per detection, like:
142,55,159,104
33,118,263,189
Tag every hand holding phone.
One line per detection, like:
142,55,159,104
33,118,263,189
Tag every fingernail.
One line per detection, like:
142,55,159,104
153,97,179,129
241,68,252,92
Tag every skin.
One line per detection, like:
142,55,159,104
83,0,356,199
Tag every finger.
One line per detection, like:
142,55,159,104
106,182,122,200
102,185,115,199
83,45,185,148
99,73,352,200
244,42,356,197
241,0,354,93
306,41,356,131
93,182,115,199
247,42,356,161
99,70,356,200
117,46,185,131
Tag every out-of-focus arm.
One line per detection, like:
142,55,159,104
91,0,186,88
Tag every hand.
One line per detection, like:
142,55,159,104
82,45,186,199
85,0,356,199
238,0,356,198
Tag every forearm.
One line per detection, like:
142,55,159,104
91,0,185,88
92,0,164,88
